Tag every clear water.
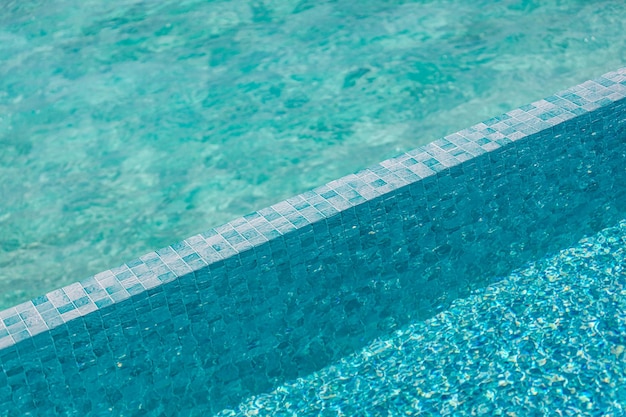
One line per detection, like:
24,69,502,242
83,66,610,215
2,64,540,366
216,219,626,416
1,0,625,308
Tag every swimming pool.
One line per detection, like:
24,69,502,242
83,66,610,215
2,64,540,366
2,0,626,309
0,68,624,415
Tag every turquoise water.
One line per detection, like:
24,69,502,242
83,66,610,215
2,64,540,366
216,219,626,416
1,0,626,308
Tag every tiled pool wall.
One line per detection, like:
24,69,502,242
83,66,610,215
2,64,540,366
1,69,625,416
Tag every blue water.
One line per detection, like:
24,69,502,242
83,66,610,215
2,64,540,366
217,219,626,416
1,0,626,308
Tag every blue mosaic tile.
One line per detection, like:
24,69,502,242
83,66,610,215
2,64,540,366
107,286,130,302
257,206,282,222
38,308,63,328
34,300,54,314
267,214,296,234
31,296,48,307
11,329,31,343
46,290,71,309
221,228,254,252
203,234,237,259
282,208,309,228
250,220,282,242
165,258,193,277
138,251,162,269
60,309,83,323
57,304,75,315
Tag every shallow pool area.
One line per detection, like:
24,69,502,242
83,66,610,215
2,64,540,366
0,68,624,416
2,0,626,308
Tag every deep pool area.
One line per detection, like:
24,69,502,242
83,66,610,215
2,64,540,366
218,219,626,416
2,0,626,308
0,68,624,416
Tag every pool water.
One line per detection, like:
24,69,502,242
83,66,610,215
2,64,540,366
216,219,626,416
1,1,626,307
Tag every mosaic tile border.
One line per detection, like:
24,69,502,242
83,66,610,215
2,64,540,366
1,68,625,351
